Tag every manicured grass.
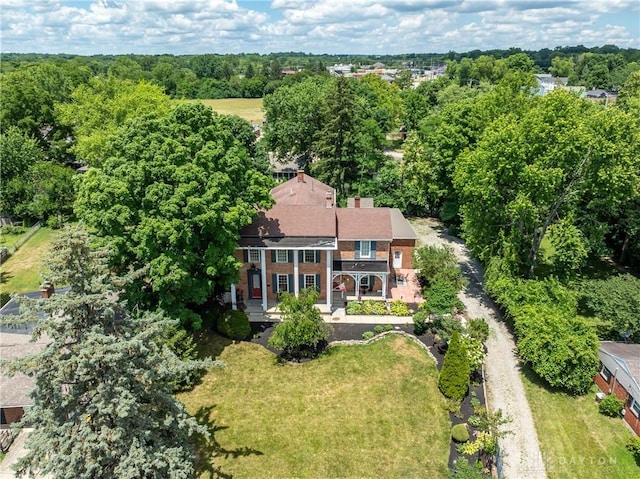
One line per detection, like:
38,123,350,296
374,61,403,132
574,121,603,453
182,98,264,124
178,333,450,479
0,227,58,295
521,367,639,479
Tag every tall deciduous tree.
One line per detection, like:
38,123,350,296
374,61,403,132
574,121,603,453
75,103,274,329
56,77,171,166
2,226,210,478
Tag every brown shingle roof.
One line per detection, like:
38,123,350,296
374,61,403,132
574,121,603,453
336,208,393,240
240,205,336,238
271,173,335,206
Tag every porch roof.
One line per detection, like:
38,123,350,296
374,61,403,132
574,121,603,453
238,236,337,249
333,260,389,274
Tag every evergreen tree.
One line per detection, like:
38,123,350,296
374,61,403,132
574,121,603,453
1,226,211,478
438,330,470,401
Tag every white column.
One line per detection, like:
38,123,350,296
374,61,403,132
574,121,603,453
382,274,387,301
260,249,267,312
326,250,332,308
231,283,237,310
294,250,300,297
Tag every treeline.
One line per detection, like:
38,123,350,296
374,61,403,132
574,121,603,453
263,67,640,394
2,44,638,99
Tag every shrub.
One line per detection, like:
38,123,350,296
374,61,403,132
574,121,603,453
413,244,466,290
346,301,363,315
217,310,251,340
46,215,63,229
439,331,470,401
362,331,375,340
413,310,429,335
268,288,333,360
451,423,470,443
433,315,464,346
373,325,384,335
424,279,465,316
384,324,393,332
390,300,412,316
626,436,640,460
599,395,624,418
467,318,490,343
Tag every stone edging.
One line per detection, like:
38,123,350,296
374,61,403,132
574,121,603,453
328,330,437,363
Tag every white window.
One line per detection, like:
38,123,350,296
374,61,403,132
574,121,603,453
360,276,370,288
275,250,288,263
277,274,289,292
304,250,316,263
600,364,612,382
248,250,261,263
630,398,640,417
360,241,372,258
304,274,316,290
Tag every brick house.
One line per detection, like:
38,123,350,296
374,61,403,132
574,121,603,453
231,171,418,312
594,341,640,436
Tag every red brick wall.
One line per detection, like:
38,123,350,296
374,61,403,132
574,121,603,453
235,249,328,302
624,405,640,436
594,371,640,436
389,240,415,270
337,241,390,261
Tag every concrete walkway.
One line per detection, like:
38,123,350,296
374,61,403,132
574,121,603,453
0,428,50,479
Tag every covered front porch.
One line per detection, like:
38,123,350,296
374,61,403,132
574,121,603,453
332,259,390,300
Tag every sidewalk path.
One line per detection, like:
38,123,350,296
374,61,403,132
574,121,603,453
410,218,546,479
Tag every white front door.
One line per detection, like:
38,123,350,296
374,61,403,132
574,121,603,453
393,250,402,268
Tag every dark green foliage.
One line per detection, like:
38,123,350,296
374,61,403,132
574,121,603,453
75,102,274,330
217,310,251,340
598,395,624,417
413,310,429,335
439,331,470,401
580,274,640,341
467,318,490,343
413,245,465,290
515,305,599,394
432,315,465,346
373,325,384,335
447,459,488,479
157,324,204,391
0,225,212,478
384,324,393,332
424,280,465,316
268,288,333,360
451,423,470,442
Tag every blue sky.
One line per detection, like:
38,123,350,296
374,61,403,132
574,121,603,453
1,0,638,55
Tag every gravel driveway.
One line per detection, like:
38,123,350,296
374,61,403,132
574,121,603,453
411,218,547,479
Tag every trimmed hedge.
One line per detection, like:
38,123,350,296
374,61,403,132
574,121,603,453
217,310,251,340
451,423,470,443
599,395,624,418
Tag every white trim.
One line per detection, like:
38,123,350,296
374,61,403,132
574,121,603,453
326,250,332,308
260,250,267,312
294,251,300,297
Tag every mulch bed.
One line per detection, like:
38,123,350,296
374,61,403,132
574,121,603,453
247,322,487,471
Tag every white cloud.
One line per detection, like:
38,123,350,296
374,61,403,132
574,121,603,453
0,0,637,54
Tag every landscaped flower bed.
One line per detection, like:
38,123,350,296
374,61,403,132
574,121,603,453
346,299,413,316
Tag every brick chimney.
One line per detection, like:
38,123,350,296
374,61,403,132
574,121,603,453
354,195,361,208
297,169,304,183
40,282,54,299
325,190,333,208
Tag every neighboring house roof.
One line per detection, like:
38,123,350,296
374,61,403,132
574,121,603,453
270,173,335,206
390,208,418,240
336,208,393,241
240,205,337,238
347,197,374,208
599,341,640,400
0,328,48,408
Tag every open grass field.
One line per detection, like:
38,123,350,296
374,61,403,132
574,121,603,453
0,227,57,295
521,367,639,479
178,333,450,479
183,98,264,124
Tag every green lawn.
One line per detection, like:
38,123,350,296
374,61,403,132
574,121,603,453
521,367,639,479
178,333,450,479
0,227,58,296
181,98,264,124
